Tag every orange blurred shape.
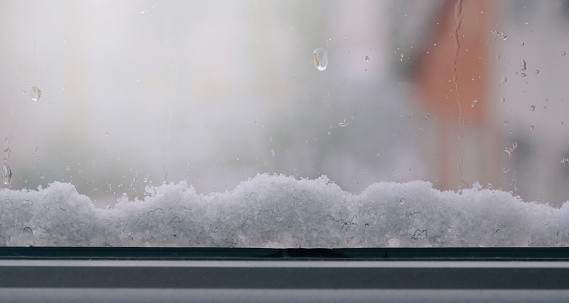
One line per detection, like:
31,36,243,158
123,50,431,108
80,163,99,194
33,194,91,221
412,0,500,190
413,0,494,124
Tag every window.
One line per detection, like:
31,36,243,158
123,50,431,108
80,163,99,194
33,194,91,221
1,0,568,248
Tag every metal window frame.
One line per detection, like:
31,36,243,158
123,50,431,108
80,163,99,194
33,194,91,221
0,247,568,302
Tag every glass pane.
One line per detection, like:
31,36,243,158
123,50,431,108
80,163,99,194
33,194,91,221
1,0,568,247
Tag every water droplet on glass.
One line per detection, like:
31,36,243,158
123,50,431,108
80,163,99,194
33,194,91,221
270,149,275,157
501,97,506,103
411,229,428,240
502,168,510,173
504,142,517,157
562,51,567,56
1,164,11,185
365,56,369,61
399,198,405,205
521,59,527,71
30,86,41,102
530,125,535,131
313,48,328,71
399,53,404,61
23,227,33,235
338,118,349,127
500,76,507,85
65,166,71,171
471,99,478,107
530,105,536,111
535,70,539,75
492,31,508,40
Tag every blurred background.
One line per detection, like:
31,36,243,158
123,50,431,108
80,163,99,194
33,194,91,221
1,0,569,207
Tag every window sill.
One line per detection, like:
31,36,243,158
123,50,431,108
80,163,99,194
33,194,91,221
0,248,568,302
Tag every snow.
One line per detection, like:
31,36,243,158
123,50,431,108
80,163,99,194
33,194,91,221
0,174,567,247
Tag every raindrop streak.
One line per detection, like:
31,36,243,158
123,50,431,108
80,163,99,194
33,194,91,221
30,85,41,102
2,163,11,185
313,48,328,71
160,24,179,185
451,0,468,189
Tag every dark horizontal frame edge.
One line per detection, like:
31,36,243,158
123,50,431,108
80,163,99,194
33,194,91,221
0,247,568,261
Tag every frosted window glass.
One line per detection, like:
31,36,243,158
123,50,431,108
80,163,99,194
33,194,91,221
1,1,568,247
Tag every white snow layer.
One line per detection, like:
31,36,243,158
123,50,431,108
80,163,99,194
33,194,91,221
1,174,568,247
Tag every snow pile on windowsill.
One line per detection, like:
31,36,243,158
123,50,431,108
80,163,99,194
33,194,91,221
0,174,567,247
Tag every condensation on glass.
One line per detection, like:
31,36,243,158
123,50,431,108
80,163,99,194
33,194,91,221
1,1,569,247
